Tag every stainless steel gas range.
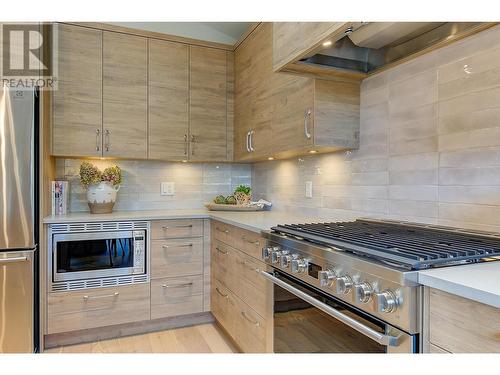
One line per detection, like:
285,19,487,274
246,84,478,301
260,218,500,353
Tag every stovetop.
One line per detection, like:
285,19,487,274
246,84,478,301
270,219,500,270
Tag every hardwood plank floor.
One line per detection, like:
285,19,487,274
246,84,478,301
44,323,237,353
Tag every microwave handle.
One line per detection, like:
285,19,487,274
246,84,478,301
261,271,400,347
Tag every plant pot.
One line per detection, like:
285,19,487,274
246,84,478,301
234,191,251,206
86,182,120,214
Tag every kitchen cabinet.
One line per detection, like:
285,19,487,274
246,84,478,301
234,23,360,162
102,31,148,159
424,288,500,353
210,221,273,353
189,46,228,161
52,24,103,157
148,39,189,161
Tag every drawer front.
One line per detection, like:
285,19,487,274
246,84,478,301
237,228,264,259
429,288,500,353
211,279,237,337
212,221,238,247
235,296,268,353
151,219,203,239
151,238,203,278
151,275,203,320
234,251,272,318
211,240,237,286
48,283,150,334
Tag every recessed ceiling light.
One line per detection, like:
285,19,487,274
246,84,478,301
267,157,274,160
309,150,318,154
322,40,332,47
181,160,188,163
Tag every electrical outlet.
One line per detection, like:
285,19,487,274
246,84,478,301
161,182,175,196
305,181,313,198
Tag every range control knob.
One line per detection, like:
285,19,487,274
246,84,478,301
354,282,373,303
373,290,398,313
291,258,308,273
335,275,353,294
318,269,336,287
280,254,292,268
271,250,288,264
262,246,272,261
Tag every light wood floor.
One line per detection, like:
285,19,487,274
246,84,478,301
44,323,237,353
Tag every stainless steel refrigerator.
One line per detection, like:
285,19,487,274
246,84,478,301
0,87,39,353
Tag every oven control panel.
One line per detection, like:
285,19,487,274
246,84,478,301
261,241,419,334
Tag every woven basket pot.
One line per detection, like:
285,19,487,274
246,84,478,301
234,192,251,206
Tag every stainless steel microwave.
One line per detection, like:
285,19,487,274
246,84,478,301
51,229,146,283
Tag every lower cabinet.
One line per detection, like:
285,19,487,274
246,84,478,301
47,283,150,334
210,221,273,353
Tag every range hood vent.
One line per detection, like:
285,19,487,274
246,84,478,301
300,22,488,75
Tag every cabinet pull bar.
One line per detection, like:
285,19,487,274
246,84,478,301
83,292,119,301
215,287,229,298
304,108,312,139
95,129,100,151
191,135,195,156
249,130,255,152
104,129,110,151
162,243,193,249
216,227,229,234
184,134,188,155
162,282,193,289
241,235,260,245
241,311,260,326
162,224,193,230
241,260,260,273
216,246,228,255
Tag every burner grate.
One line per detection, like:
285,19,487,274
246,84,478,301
271,220,500,270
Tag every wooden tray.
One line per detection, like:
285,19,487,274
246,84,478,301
205,203,263,212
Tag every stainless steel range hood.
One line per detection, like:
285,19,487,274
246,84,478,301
299,22,490,75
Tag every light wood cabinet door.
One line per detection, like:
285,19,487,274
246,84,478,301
189,46,227,161
52,24,102,157
148,40,189,161
103,31,147,159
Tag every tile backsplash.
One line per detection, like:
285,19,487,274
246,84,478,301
253,25,500,232
56,159,252,212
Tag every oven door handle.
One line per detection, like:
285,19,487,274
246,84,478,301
261,271,400,347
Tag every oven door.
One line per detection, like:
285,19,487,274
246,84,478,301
262,270,417,353
52,230,145,282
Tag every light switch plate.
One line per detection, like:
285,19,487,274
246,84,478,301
161,182,175,196
305,181,313,198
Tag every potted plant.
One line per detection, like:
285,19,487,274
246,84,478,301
233,185,252,205
79,162,122,214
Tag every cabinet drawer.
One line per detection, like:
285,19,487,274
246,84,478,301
151,238,203,278
211,240,237,286
237,228,264,260
212,221,238,247
48,283,150,334
151,219,203,239
211,279,237,337
235,251,272,318
151,275,203,320
235,296,268,353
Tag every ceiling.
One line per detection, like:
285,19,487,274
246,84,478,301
109,22,252,45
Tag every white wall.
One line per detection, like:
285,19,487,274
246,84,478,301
252,25,500,232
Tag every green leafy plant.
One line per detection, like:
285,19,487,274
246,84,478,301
234,185,251,195
79,162,122,187
225,195,237,205
79,162,102,187
213,195,226,204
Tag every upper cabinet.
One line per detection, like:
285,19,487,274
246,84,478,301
103,32,148,159
148,39,189,161
52,24,103,157
52,23,233,162
234,23,360,162
189,46,228,162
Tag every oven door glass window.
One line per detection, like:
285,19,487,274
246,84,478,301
56,237,134,274
274,273,386,353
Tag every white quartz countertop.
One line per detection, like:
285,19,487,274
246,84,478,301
43,209,358,233
418,261,500,308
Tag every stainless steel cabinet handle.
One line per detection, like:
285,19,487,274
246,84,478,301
162,243,193,249
241,260,260,273
83,292,119,301
241,235,260,245
261,271,400,346
215,287,228,298
162,224,193,230
215,227,229,234
162,282,193,289
216,246,228,255
104,129,110,151
191,135,195,156
241,311,260,326
95,129,101,152
184,134,188,156
0,256,28,264
249,130,255,151
304,108,312,139
246,131,250,152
